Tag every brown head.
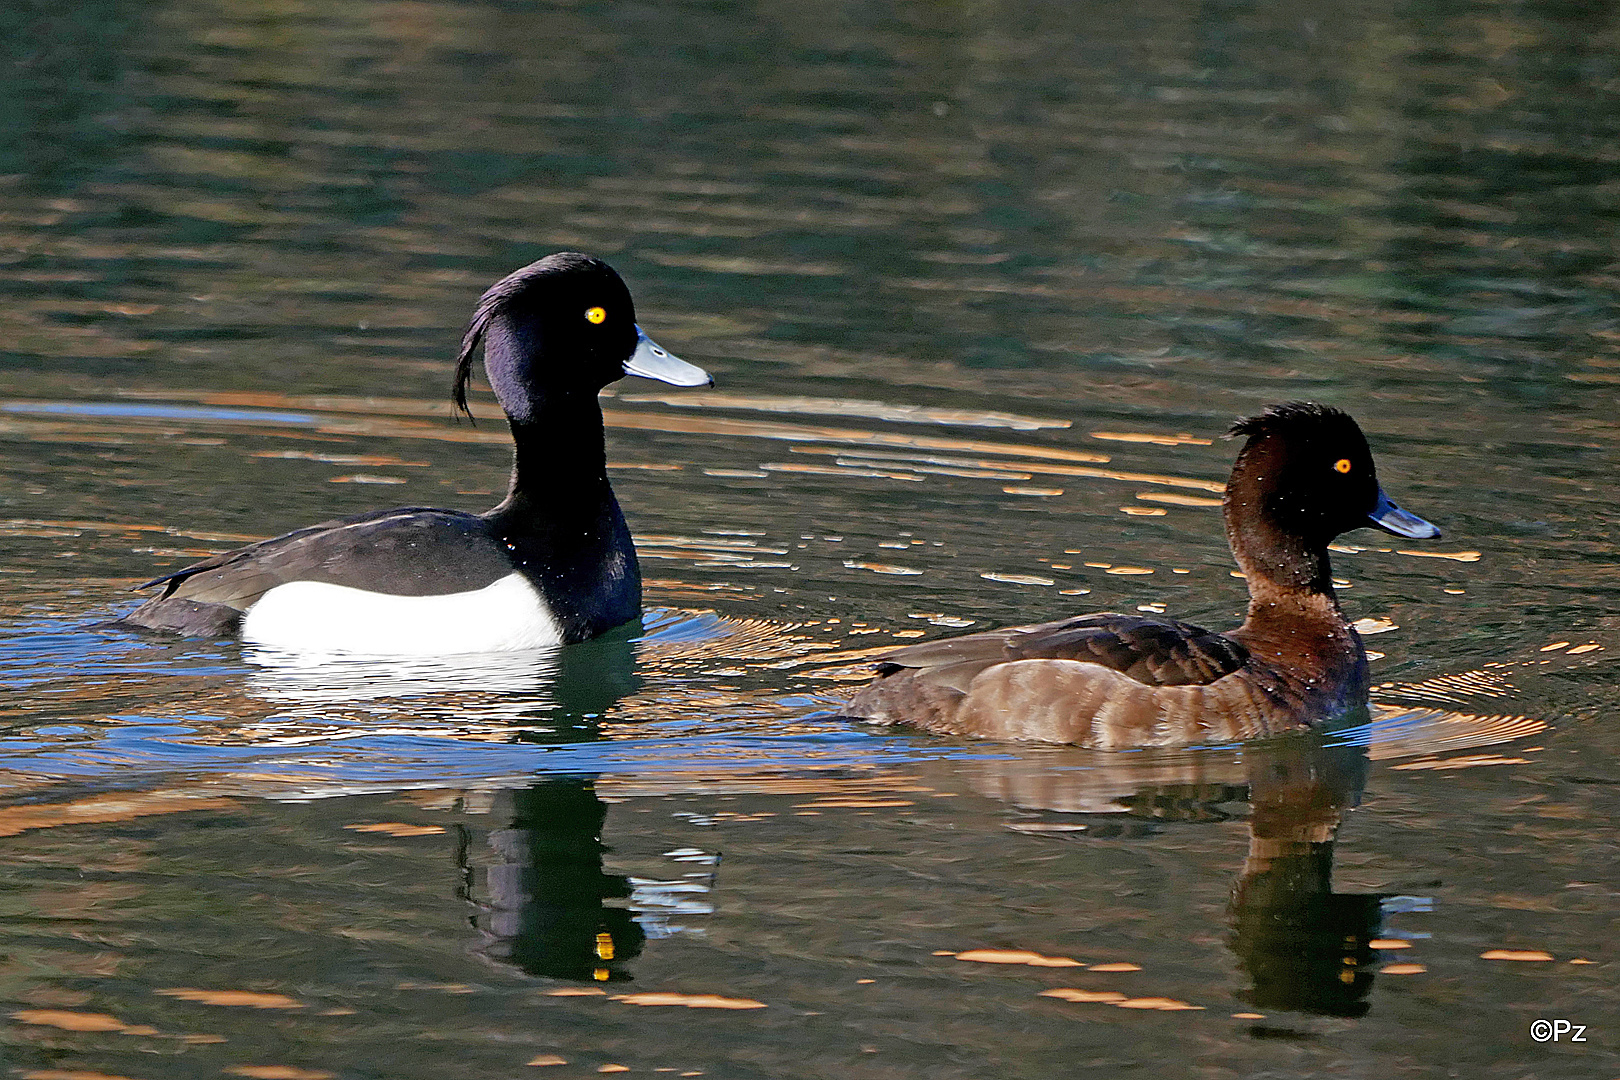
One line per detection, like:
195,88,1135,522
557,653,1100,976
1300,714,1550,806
1223,402,1439,598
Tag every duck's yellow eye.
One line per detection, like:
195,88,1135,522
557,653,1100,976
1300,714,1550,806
585,306,607,324
1333,458,1353,474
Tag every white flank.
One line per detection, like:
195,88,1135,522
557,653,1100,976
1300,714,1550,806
240,572,564,655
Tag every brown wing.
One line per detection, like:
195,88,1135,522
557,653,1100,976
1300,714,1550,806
871,613,1248,689
844,615,1335,749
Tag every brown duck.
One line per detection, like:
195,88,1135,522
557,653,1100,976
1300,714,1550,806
841,403,1442,749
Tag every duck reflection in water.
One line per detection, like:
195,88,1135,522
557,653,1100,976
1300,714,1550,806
465,779,646,982
967,705,1395,1018
453,633,651,983
1227,725,1379,1017
251,625,714,984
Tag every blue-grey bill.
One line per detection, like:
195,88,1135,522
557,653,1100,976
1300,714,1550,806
624,327,713,387
1368,489,1441,539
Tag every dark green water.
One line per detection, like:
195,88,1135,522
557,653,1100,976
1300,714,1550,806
1,0,1617,1076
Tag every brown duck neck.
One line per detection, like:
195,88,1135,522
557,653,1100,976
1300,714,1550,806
1221,440,1353,649
1231,548,1352,661
1230,523,1340,619
1229,532,1365,707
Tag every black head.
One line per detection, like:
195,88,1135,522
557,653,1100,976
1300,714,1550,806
1226,402,1440,544
453,253,642,422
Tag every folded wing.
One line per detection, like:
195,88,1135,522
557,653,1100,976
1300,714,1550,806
871,612,1249,688
130,508,513,613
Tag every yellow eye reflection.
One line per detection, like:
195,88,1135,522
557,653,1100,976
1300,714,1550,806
1333,458,1353,474
585,306,607,324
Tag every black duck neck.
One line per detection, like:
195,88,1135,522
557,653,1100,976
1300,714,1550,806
485,392,642,640
494,393,614,515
